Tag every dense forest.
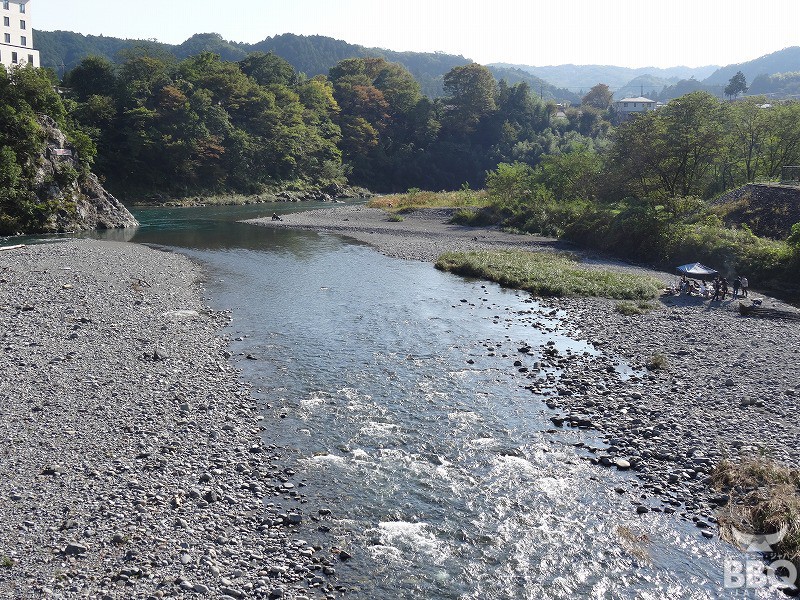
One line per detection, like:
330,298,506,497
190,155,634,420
36,30,578,102
57,51,600,198
7,47,800,201
60,45,800,200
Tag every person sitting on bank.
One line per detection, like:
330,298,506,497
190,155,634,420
272,212,282,221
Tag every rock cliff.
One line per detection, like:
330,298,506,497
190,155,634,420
34,115,138,232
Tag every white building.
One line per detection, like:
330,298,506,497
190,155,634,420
0,0,40,69
614,96,657,117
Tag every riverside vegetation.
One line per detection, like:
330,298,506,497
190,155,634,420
451,157,800,300
435,250,663,299
6,43,800,247
713,459,800,573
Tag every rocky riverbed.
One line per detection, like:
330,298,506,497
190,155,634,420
251,206,800,534
0,240,342,599
508,293,799,532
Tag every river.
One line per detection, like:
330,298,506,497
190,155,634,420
18,203,769,598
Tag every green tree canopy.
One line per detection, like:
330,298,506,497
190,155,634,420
64,55,117,102
442,63,497,137
581,83,613,110
725,71,748,99
239,52,297,87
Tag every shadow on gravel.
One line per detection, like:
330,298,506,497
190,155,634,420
659,294,706,309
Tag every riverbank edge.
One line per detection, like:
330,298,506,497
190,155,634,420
130,185,373,208
0,239,339,599
248,206,800,550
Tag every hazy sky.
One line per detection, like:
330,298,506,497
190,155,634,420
32,0,800,69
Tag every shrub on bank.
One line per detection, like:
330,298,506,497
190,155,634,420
713,458,800,574
472,189,798,300
616,300,656,315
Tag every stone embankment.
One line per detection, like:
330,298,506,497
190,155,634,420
0,240,342,599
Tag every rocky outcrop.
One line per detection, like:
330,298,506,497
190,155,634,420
34,115,138,232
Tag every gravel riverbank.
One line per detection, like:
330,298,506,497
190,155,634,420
250,206,800,532
0,240,338,599
248,205,572,262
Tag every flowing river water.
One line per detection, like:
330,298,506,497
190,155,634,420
63,204,773,597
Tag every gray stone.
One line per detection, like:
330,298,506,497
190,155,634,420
64,542,88,556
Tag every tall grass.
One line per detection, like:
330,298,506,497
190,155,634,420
369,188,488,213
435,250,663,299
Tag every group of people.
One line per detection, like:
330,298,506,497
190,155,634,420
678,275,748,300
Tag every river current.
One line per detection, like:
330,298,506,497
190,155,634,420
84,204,767,598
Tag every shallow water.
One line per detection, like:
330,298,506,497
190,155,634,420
82,204,778,597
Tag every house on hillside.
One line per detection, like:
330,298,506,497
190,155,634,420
614,96,657,120
0,0,40,69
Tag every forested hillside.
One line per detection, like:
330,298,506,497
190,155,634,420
36,30,470,97
59,49,597,198
35,30,577,101
654,47,800,101
496,47,800,102
0,66,136,234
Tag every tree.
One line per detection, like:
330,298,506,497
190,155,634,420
606,92,724,200
761,102,800,178
239,52,297,87
582,83,613,110
536,145,601,200
441,63,497,138
725,71,748,100
723,97,770,184
658,92,724,197
64,56,117,102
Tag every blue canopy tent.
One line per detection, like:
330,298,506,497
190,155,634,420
676,262,718,279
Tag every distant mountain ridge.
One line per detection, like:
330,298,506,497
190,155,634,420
34,30,579,102
495,47,800,101
490,63,719,93
702,46,800,86
34,30,800,103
